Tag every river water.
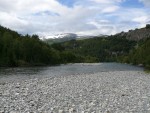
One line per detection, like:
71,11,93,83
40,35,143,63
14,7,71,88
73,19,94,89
0,63,143,83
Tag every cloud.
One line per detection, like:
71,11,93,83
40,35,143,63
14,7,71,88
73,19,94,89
0,0,149,38
0,12,29,32
139,0,150,6
101,6,120,13
89,0,124,4
132,16,148,23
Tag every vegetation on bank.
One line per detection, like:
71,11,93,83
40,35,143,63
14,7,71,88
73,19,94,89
52,36,136,62
51,35,150,70
0,26,83,67
0,25,150,70
121,38,150,70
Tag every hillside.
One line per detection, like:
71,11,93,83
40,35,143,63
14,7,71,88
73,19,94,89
115,24,150,41
0,25,150,69
45,25,150,45
52,36,136,62
122,38,150,69
0,25,61,66
51,25,150,69
44,33,106,45
0,26,85,67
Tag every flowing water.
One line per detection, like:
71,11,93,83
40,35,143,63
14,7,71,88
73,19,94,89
0,63,143,83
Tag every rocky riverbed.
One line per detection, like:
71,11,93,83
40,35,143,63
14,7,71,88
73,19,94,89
0,71,150,113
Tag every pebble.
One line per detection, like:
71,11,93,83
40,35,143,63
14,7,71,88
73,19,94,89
59,109,64,113
0,71,150,113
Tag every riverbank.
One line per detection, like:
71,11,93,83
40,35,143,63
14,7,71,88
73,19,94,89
0,71,150,113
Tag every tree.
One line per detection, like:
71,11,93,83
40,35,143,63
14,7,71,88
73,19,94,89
32,34,40,40
146,24,150,29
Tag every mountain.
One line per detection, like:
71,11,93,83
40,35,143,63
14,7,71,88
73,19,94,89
115,24,150,41
44,33,107,44
77,34,108,40
45,33,77,39
45,24,150,45
0,24,149,69
50,25,150,69
44,33,77,45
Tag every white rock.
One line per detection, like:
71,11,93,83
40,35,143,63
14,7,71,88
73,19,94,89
59,109,64,113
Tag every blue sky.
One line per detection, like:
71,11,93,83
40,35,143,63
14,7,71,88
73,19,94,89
0,0,149,38
57,0,76,7
121,0,143,8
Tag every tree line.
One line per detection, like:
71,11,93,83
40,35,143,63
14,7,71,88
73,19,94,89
52,36,136,62
51,35,150,69
121,38,150,69
0,25,150,70
0,25,82,67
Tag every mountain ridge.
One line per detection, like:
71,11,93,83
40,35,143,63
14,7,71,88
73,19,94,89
45,24,150,45
114,24,150,41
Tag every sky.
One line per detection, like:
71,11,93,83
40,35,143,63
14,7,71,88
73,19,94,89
0,0,150,38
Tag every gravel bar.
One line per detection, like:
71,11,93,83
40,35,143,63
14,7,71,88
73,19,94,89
0,71,150,113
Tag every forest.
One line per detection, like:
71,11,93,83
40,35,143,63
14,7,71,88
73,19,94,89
0,25,81,66
51,33,150,69
0,25,150,70
52,36,136,62
122,38,150,69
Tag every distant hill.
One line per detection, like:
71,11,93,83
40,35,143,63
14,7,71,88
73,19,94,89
1,24,149,68
114,24,150,41
44,33,107,44
44,33,77,45
45,25,150,45
77,34,108,40
46,33,77,39
50,25,150,69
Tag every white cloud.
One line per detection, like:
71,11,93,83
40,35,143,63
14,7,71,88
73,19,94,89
90,0,124,4
0,12,29,32
0,0,149,38
0,0,102,35
139,0,150,6
132,16,148,23
101,6,120,13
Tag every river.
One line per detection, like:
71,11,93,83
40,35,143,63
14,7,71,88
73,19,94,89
0,63,143,83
